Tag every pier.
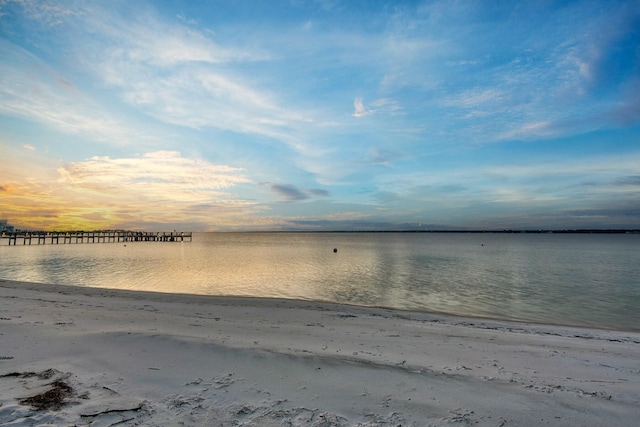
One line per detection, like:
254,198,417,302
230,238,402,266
1,230,192,246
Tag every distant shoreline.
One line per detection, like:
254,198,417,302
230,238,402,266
0,228,640,238
3,228,640,235
229,229,640,234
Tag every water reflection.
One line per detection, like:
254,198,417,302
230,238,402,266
1,232,639,331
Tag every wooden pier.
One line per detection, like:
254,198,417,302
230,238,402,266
1,230,192,246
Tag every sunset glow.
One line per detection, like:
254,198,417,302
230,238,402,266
1,1,639,231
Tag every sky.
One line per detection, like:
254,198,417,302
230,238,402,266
1,0,639,231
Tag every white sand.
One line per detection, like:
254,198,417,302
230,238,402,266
1,279,639,426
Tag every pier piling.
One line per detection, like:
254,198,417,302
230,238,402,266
1,230,193,246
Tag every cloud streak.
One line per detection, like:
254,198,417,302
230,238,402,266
266,183,330,202
0,40,160,147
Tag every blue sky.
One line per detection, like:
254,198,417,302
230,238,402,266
1,0,639,231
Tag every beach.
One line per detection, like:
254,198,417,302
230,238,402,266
1,279,639,426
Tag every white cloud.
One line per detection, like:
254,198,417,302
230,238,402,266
352,97,370,118
351,97,402,120
59,151,250,200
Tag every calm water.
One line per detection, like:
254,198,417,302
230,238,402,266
1,232,639,331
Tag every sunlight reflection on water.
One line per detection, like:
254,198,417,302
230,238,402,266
1,232,639,331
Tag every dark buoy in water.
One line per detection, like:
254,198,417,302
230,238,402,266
333,248,338,253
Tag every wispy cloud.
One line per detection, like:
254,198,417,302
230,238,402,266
0,40,159,146
352,97,403,118
3,0,81,27
445,89,506,110
1,1,318,153
76,4,317,151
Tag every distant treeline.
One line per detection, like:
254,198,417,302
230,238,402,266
395,229,640,234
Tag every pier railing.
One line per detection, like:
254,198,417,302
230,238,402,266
0,230,192,246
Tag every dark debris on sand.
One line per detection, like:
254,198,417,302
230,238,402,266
1,369,77,411
19,379,74,410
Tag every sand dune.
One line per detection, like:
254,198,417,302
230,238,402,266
1,279,639,426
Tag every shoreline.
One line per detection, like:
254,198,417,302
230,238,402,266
2,278,639,426
2,278,636,335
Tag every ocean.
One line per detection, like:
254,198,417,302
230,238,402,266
1,232,639,331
